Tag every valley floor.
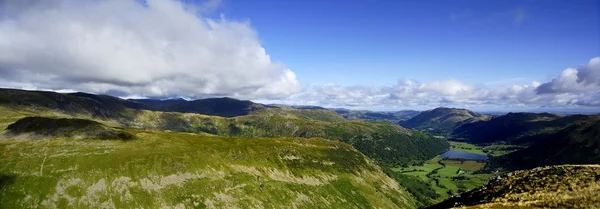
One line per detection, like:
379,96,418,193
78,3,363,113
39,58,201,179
388,142,496,205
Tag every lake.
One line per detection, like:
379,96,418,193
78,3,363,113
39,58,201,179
440,149,489,161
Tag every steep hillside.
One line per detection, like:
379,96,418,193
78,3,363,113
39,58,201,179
252,107,347,122
4,117,133,140
124,110,449,166
429,165,600,209
489,118,600,170
451,112,592,145
400,108,490,135
0,130,417,208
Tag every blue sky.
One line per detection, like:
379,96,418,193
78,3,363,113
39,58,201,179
221,0,599,86
0,0,599,111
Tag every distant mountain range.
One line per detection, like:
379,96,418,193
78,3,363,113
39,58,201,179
0,88,271,118
333,109,421,123
399,107,491,136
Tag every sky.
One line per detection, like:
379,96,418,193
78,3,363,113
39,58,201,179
0,0,599,111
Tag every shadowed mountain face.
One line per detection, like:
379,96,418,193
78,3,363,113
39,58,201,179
133,97,265,117
399,108,490,135
5,117,134,140
451,112,593,145
428,165,600,209
488,118,600,170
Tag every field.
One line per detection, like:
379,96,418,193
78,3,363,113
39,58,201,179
390,156,492,202
448,141,485,154
482,144,524,157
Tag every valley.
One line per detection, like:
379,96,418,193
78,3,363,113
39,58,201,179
0,89,599,208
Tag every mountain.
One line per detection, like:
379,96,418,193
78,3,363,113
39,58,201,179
0,125,417,208
429,165,600,209
0,88,449,166
290,105,329,110
399,108,490,136
451,112,593,145
334,109,420,123
489,117,600,170
128,98,187,105
134,97,268,117
0,88,138,119
0,88,270,118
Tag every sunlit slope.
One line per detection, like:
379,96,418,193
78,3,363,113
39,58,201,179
428,165,600,209
128,110,449,166
0,130,416,208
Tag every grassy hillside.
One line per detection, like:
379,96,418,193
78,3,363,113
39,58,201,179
489,117,600,170
400,108,490,136
0,128,417,208
451,112,593,145
124,110,449,166
429,165,600,209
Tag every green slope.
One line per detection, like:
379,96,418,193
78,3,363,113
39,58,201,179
400,108,490,136
429,165,600,209
0,128,417,208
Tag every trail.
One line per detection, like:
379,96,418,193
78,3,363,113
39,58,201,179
40,151,47,177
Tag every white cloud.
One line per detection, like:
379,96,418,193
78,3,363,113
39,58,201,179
536,57,600,94
0,0,300,99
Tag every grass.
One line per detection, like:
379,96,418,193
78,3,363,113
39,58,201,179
432,165,600,209
0,130,416,209
442,159,485,171
482,144,523,157
448,141,485,154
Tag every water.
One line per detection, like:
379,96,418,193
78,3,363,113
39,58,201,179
440,149,489,161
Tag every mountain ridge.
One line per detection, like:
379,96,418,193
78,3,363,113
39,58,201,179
399,107,490,135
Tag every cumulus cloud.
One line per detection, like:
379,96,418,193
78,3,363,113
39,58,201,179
536,57,600,94
267,57,600,109
283,79,545,109
0,0,300,99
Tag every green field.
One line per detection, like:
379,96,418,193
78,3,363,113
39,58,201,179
482,144,524,157
389,156,492,202
448,141,485,154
